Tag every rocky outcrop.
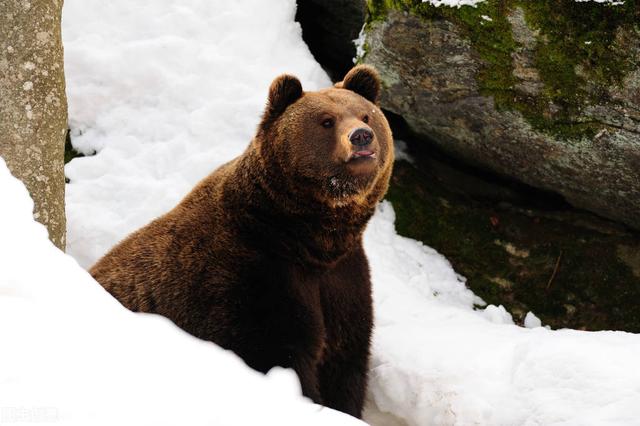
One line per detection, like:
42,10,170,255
361,1,640,229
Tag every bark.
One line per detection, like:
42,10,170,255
0,0,68,250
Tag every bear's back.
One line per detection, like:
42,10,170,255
90,159,240,326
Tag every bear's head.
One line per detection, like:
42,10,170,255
257,65,394,209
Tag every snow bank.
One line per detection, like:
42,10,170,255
365,204,640,425
58,0,640,425
0,158,362,425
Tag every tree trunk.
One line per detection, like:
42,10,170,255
0,0,68,250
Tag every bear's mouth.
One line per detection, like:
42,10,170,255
349,150,376,161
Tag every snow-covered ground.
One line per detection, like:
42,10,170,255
1,0,639,425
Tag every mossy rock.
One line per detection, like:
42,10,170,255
360,0,640,230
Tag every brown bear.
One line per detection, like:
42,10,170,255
90,65,394,418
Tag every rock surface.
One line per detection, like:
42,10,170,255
360,1,640,230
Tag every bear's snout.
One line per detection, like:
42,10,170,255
348,127,374,147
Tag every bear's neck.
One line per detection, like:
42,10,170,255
224,150,376,268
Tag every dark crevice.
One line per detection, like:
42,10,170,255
295,0,367,81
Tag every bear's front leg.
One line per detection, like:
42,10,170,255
291,351,323,404
317,247,373,418
317,336,370,418
233,338,324,403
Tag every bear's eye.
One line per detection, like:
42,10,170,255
321,118,334,129
362,114,369,124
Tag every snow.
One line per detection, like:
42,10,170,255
1,0,639,425
524,311,543,329
393,139,415,164
63,0,331,268
364,208,640,425
353,24,367,64
0,158,363,425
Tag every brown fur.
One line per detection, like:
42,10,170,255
90,65,394,418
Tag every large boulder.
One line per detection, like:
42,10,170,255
298,1,639,229
361,1,640,229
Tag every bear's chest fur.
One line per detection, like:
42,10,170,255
220,244,372,360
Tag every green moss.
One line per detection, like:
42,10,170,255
517,0,638,139
367,0,395,22
366,0,639,140
387,158,640,331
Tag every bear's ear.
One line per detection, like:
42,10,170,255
341,65,381,104
265,74,303,119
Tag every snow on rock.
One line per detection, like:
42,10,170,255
0,158,362,426
59,0,640,425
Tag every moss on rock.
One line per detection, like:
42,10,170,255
366,0,639,140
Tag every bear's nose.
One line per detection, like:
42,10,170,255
349,128,374,147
